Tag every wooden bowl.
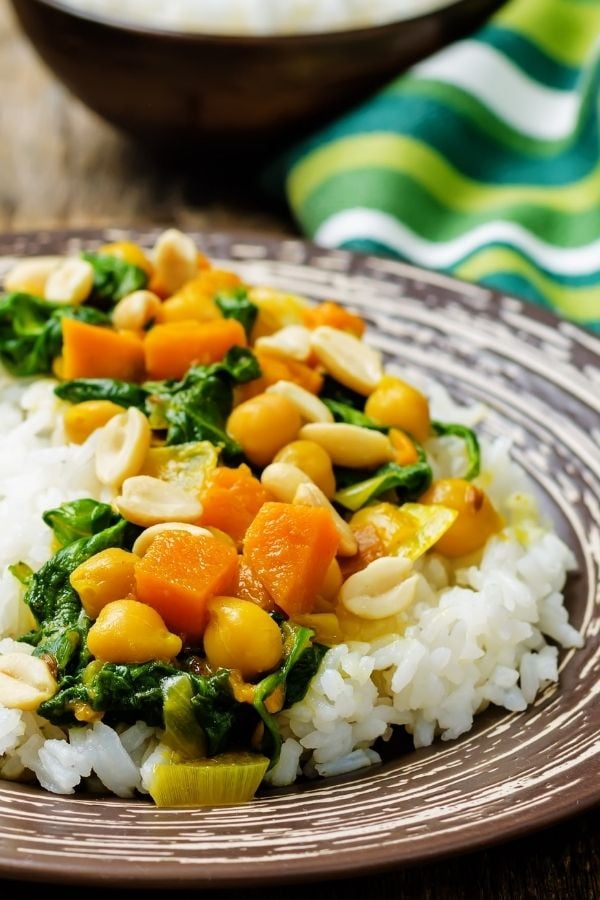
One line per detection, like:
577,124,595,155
10,0,504,152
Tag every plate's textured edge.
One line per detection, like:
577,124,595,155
0,229,598,888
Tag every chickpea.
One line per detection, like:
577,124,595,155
419,478,502,557
87,598,182,663
226,393,302,468
274,440,336,498
63,400,124,445
365,375,431,443
70,548,137,619
203,597,283,681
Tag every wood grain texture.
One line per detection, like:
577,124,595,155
0,7,598,899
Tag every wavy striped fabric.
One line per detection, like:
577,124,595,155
282,0,600,331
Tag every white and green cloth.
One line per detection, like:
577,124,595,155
281,0,600,331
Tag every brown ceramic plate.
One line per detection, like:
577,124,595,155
0,229,598,888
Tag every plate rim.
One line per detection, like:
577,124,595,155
0,226,598,887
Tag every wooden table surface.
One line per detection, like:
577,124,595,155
1,4,599,897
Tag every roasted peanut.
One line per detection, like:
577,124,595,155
299,422,394,468
153,228,198,294
309,325,383,395
95,406,151,487
0,653,58,710
115,475,203,527
4,256,61,295
254,325,312,361
112,290,162,332
45,258,94,305
266,381,333,424
338,556,419,619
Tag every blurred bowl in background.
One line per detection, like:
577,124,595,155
10,0,504,154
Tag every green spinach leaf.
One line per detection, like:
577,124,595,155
82,252,148,307
334,460,433,511
323,398,387,431
147,348,261,459
55,378,149,409
21,517,137,675
252,623,319,765
432,420,481,480
215,287,258,338
42,499,121,548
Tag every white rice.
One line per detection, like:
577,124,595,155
266,431,583,786
0,363,584,797
60,0,455,35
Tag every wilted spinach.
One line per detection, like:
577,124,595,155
81,251,148,307
432,420,481,480
145,347,261,459
55,347,261,460
54,378,149,409
253,623,326,764
323,398,387,431
42,499,121,548
334,460,433,511
20,516,137,675
214,287,258,338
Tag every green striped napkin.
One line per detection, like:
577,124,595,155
282,0,600,331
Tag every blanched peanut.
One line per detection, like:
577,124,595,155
0,653,58,710
4,256,62,295
153,228,198,294
338,556,419,619
45,258,94,305
273,440,336,498
95,406,151,487
69,548,137,619
309,325,383,396
365,376,431,443
64,399,124,444
204,597,283,680
87,599,182,663
266,381,333,424
299,422,394,468
254,325,312,361
112,290,162,332
260,462,313,503
115,475,203,527
293,482,358,557
226,393,302,467
132,522,213,556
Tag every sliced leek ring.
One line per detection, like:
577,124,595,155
148,752,270,808
350,501,458,560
